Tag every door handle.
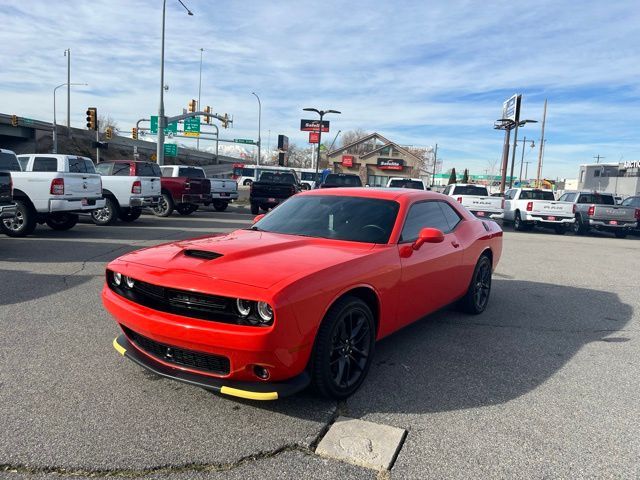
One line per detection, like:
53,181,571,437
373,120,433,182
451,241,460,248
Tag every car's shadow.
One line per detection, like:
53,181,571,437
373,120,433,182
0,268,93,306
255,279,632,416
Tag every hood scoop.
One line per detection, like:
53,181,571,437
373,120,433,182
183,249,223,261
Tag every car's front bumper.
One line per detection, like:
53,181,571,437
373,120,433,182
112,334,310,400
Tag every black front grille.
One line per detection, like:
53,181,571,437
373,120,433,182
122,325,230,375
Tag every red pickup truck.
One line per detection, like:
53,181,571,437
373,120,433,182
154,165,212,217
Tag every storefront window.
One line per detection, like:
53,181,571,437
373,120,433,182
368,175,389,187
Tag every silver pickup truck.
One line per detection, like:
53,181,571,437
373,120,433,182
558,191,639,238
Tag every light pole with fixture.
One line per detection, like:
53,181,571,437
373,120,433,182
517,137,535,183
252,92,261,166
509,118,537,188
157,0,194,166
53,82,87,153
303,108,341,181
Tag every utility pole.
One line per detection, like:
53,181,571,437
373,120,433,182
431,143,438,187
535,99,547,187
524,161,531,179
594,154,605,164
196,47,203,151
65,49,71,135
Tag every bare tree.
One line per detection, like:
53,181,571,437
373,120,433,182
98,114,119,134
339,129,372,155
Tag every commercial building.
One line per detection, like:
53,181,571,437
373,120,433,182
326,133,428,187
577,161,640,196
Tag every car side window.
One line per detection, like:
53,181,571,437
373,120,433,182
438,202,462,231
113,163,130,176
32,157,58,172
68,157,86,173
400,201,451,242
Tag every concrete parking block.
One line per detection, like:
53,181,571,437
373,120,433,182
316,416,407,470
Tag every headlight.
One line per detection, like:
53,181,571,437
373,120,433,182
236,298,252,317
113,272,122,286
257,301,273,323
125,276,135,289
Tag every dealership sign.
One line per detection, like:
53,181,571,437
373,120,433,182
342,155,354,167
300,119,330,132
309,131,319,143
377,158,404,170
622,160,640,169
501,94,521,122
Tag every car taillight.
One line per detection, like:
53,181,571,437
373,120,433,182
131,180,142,194
50,177,64,195
185,181,191,190
588,204,595,216
456,197,463,203
526,201,533,211
635,208,640,220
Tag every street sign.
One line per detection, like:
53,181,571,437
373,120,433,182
309,131,319,144
183,116,201,137
164,143,178,157
234,139,256,145
150,115,178,134
300,119,329,132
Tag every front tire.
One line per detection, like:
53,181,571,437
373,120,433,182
153,193,174,217
91,197,119,226
0,200,37,237
459,255,493,314
45,212,78,231
311,296,375,400
514,211,527,231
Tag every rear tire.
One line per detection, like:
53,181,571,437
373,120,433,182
554,225,566,235
614,232,627,239
573,216,587,235
311,296,375,400
514,211,527,231
0,200,37,237
118,207,142,222
153,193,174,217
176,203,198,215
250,203,259,215
243,179,253,186
91,197,119,226
45,212,78,231
459,255,493,314
212,200,228,212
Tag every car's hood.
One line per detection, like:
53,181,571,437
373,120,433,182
115,229,376,289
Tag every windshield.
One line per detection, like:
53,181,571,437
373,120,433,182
253,195,399,243
323,174,362,187
0,152,21,171
519,190,555,200
260,172,295,184
452,185,488,196
389,179,424,189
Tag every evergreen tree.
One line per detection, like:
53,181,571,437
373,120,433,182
461,168,469,183
448,168,457,184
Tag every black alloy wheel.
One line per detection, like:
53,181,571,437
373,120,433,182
312,296,375,399
460,255,492,314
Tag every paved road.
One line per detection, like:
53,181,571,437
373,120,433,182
1,207,638,478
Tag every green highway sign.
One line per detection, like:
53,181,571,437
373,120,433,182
150,115,178,135
163,143,178,157
183,116,201,137
234,139,256,145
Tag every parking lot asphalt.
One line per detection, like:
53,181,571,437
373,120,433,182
1,206,638,479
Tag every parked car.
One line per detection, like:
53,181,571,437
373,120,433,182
442,184,504,219
249,170,302,214
621,196,640,234
92,160,161,225
104,188,503,400
153,165,212,217
0,149,19,224
205,178,238,212
558,191,639,238
503,188,574,234
319,173,363,188
386,177,427,189
1,153,105,237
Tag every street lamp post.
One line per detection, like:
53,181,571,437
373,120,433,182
303,108,341,182
64,49,70,134
517,137,535,183
252,92,261,166
157,0,193,166
196,47,204,151
53,82,87,153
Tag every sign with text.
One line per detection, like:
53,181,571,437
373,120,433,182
164,143,177,157
150,115,178,135
277,134,289,151
377,158,404,170
342,155,354,167
234,139,256,145
183,116,201,137
501,94,521,122
300,119,330,132
309,131,319,143
622,160,640,169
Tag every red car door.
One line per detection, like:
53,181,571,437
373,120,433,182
395,200,464,329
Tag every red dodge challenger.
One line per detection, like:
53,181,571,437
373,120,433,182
104,188,502,400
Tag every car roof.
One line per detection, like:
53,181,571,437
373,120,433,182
302,187,445,201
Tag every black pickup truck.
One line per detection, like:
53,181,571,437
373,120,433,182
0,150,19,222
250,170,302,214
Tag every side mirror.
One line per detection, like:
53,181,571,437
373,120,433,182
412,227,444,250
253,214,265,224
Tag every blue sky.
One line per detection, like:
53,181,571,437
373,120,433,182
0,0,639,178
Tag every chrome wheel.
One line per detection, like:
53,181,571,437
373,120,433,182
3,209,24,232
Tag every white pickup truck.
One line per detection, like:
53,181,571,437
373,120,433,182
1,153,105,237
503,188,574,234
442,183,503,219
205,178,238,212
93,160,161,225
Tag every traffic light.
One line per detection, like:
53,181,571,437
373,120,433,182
132,127,138,140
11,115,18,127
105,127,113,140
188,99,197,113
204,106,211,124
86,107,97,130
222,113,229,129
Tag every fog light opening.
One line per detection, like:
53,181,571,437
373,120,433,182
253,365,270,380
